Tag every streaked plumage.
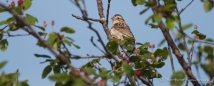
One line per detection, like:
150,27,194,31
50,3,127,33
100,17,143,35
110,14,135,40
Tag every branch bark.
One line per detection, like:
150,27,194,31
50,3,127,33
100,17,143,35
149,0,200,86
0,3,97,86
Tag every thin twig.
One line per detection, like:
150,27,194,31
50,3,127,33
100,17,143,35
168,45,175,73
71,14,101,22
139,76,153,86
0,3,97,86
106,0,111,26
90,36,106,54
4,33,30,37
179,0,194,15
70,55,105,59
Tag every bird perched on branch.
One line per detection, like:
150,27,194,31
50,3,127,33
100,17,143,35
110,14,135,40
110,14,138,55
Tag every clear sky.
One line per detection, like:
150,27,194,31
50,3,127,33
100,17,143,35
0,0,214,86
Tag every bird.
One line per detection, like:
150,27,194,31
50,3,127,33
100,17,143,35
110,14,135,41
110,14,138,55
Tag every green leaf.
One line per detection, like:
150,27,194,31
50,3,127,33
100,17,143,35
0,39,8,52
53,39,61,50
42,65,52,79
166,19,174,30
153,13,162,23
46,32,57,47
73,44,80,49
170,70,185,86
178,43,185,51
158,38,166,47
140,7,149,14
84,67,96,75
49,72,70,82
38,32,47,36
64,40,72,46
23,0,32,11
24,14,38,25
91,58,101,63
55,82,63,86
191,30,199,35
72,78,86,86
60,27,75,34
151,62,165,68
148,23,159,29
6,17,15,23
65,37,74,42
35,25,45,31
198,33,206,40
132,0,137,6
119,40,126,46
204,45,213,54
0,61,7,70
122,63,134,76
136,0,146,5
0,20,8,25
182,23,192,30
154,49,165,57
34,54,51,58
53,65,61,74
129,56,140,62
0,34,3,40
145,15,153,24
204,0,213,12
106,41,118,55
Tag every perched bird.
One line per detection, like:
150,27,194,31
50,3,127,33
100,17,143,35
110,14,138,55
110,14,135,41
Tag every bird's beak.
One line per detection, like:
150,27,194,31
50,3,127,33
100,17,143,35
111,17,114,21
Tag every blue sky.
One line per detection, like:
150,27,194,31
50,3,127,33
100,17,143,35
0,0,214,86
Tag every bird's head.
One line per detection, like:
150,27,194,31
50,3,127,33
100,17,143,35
112,14,125,24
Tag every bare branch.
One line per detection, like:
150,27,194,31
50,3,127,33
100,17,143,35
168,45,175,73
149,0,200,85
90,36,106,54
70,55,105,59
96,0,111,39
106,0,111,26
4,34,30,37
71,14,101,22
179,0,194,15
139,76,153,86
0,3,97,86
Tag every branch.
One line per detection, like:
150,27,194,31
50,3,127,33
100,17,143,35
179,0,194,15
96,0,111,39
0,3,97,86
71,14,101,22
70,55,105,59
90,36,106,54
139,76,153,86
106,0,111,26
168,45,175,73
4,34,30,37
149,0,200,85
70,0,120,62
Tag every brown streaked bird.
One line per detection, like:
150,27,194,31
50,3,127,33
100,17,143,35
110,14,135,41
110,14,138,55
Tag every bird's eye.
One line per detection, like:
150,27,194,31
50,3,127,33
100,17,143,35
117,17,119,19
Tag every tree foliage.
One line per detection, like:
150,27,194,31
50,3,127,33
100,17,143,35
0,0,214,86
